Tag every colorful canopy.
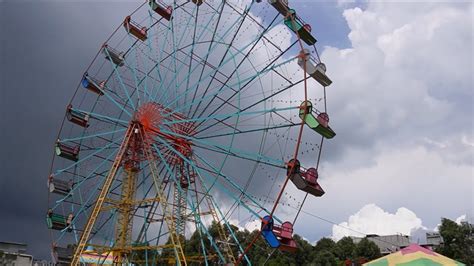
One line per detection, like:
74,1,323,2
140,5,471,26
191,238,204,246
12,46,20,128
363,244,465,266
79,246,114,265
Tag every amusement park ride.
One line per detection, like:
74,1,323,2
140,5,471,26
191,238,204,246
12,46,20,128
46,0,335,265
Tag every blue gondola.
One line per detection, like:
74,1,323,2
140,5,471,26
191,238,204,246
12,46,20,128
261,215,298,252
81,72,105,95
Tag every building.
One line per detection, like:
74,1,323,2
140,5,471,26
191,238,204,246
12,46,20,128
0,241,33,266
425,232,444,249
352,234,410,255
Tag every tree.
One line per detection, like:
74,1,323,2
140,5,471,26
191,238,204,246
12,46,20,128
314,237,337,253
435,218,474,265
311,250,338,266
336,236,356,261
293,234,316,265
355,238,381,260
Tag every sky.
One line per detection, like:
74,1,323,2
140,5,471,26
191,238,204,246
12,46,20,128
0,0,473,261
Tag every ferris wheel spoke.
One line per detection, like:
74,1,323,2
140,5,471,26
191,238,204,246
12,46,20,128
191,44,298,129
183,4,201,114
103,48,137,111
192,152,281,224
156,1,236,108
150,23,173,103
75,90,133,121
162,41,278,120
143,19,170,102
125,36,146,107
153,132,274,223
150,139,245,264
186,1,226,118
188,12,281,120
60,128,127,143
176,57,296,124
186,1,237,116
169,40,296,121
160,2,268,113
150,142,228,263
196,75,307,135
167,2,200,109
165,105,297,126
160,128,285,167
54,136,122,176
197,123,300,140
189,160,251,265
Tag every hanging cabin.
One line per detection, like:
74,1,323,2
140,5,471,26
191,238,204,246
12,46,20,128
55,141,80,162
268,0,289,16
81,73,105,95
273,221,297,252
261,215,297,252
192,0,204,6
52,245,73,265
287,159,325,197
46,209,73,231
299,101,336,139
102,45,125,67
149,0,172,21
261,215,280,248
284,10,316,45
48,175,73,196
298,49,332,87
66,105,89,128
123,16,148,41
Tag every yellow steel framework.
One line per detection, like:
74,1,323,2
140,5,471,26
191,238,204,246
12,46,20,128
205,194,236,264
71,123,187,265
114,167,138,263
71,124,135,265
140,128,187,265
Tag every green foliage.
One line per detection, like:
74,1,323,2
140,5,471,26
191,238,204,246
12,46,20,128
355,238,381,260
336,236,356,260
312,250,338,266
435,218,474,265
139,223,384,265
314,237,337,253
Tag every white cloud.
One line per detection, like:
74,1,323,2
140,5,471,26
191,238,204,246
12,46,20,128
292,0,474,236
320,1,472,164
245,219,261,232
455,214,467,224
331,203,425,241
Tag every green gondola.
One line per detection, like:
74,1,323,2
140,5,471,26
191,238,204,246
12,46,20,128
299,101,335,139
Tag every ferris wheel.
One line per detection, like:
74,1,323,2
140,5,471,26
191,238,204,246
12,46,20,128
46,0,335,265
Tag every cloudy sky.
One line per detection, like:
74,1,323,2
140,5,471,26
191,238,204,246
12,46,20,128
0,0,472,260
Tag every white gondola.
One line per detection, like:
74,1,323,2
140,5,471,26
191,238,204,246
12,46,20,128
287,159,325,197
52,245,73,265
48,175,73,196
102,45,125,67
297,49,332,87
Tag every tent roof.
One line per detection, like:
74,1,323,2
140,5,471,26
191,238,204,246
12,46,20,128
363,244,465,266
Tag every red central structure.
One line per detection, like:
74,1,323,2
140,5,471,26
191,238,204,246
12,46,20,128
116,101,198,192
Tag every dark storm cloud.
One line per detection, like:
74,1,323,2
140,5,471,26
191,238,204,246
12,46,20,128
0,1,136,259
